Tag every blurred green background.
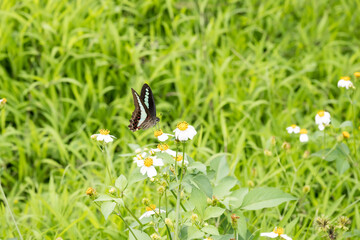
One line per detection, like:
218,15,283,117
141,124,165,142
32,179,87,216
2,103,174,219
1,0,360,239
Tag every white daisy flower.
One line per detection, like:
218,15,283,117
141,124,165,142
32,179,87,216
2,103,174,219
286,124,300,134
0,98,7,105
139,204,166,219
260,227,292,240
91,129,116,143
337,76,355,89
173,121,197,141
137,156,164,178
152,143,176,156
299,129,309,143
315,110,331,131
154,129,173,142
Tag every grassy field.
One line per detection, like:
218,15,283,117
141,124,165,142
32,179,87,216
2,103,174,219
1,0,360,239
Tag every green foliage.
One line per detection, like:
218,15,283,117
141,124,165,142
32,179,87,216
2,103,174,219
0,0,359,239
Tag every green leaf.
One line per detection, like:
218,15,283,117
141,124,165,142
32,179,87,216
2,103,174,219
187,162,207,174
241,187,297,210
336,158,350,174
187,226,205,239
229,188,249,209
156,152,174,164
191,174,213,197
189,188,207,217
129,229,151,240
213,176,238,198
101,201,116,220
209,154,229,183
204,206,225,220
129,171,147,185
325,144,349,162
115,175,128,191
94,194,114,202
340,121,353,128
202,225,220,235
128,144,141,151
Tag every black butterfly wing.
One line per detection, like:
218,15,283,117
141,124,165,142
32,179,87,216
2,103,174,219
140,83,157,119
128,88,151,132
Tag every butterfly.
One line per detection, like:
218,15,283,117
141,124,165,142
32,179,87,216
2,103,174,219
128,83,160,132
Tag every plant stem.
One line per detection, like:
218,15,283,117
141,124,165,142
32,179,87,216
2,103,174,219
124,204,143,228
116,211,138,240
0,177,23,240
351,96,358,160
104,145,113,184
175,142,186,240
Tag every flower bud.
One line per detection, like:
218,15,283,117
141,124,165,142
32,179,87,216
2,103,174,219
302,185,310,194
109,187,116,195
165,218,173,228
150,233,161,240
86,187,96,197
342,131,350,139
157,186,165,195
191,213,198,222
248,180,255,188
282,142,291,150
142,198,150,206
337,216,351,231
303,150,310,159
264,149,272,156
271,136,276,146
231,213,240,227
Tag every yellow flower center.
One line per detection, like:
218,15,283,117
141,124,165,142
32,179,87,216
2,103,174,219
154,129,163,137
1,98,7,103
99,129,110,135
86,187,95,196
136,154,144,160
342,131,350,139
317,111,325,117
300,129,307,134
291,124,297,129
144,157,153,167
146,204,156,211
157,144,169,151
354,72,360,77
174,155,183,162
273,227,284,235
341,76,350,81
177,121,189,131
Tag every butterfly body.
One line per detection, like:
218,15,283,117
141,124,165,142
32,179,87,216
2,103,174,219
128,84,159,132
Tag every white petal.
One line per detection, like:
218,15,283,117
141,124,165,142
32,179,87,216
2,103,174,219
281,234,292,240
135,160,144,167
153,157,164,166
146,166,157,178
260,232,278,238
139,211,154,219
97,135,105,141
104,135,114,143
166,149,176,156
315,115,321,125
158,134,169,142
140,166,147,175
318,124,325,131
294,126,300,133
300,134,309,142
286,127,294,134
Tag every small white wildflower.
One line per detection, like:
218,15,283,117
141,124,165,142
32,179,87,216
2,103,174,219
260,227,292,240
139,204,166,219
286,124,300,134
0,98,7,105
173,121,197,141
315,111,331,131
151,143,176,156
154,129,173,142
337,76,355,89
299,129,309,143
91,129,116,143
137,156,164,178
